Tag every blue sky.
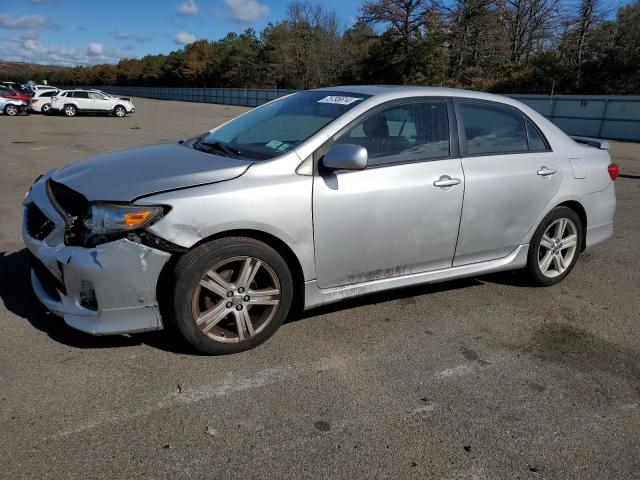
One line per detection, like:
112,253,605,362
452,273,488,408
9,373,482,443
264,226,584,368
0,0,633,67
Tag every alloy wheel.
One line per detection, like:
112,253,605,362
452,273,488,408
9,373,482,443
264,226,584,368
191,256,281,343
537,218,578,278
5,105,18,116
65,106,76,117
42,104,51,114
115,107,125,117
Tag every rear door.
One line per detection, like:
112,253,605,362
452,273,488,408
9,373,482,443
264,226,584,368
72,91,91,110
453,100,562,266
312,98,465,288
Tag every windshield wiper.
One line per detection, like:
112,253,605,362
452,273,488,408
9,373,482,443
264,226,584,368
196,136,243,158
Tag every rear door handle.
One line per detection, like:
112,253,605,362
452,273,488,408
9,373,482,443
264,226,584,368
433,175,461,188
537,166,557,177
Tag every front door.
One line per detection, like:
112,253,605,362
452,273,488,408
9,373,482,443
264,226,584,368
89,92,112,111
313,99,465,289
452,100,563,266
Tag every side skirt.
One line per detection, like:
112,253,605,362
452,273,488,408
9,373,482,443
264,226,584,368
303,244,529,310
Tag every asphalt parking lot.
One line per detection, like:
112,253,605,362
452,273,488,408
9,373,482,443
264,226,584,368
1,98,639,479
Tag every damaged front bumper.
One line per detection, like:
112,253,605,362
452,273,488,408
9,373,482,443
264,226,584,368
22,178,171,335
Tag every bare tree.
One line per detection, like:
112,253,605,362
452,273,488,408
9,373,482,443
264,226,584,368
573,0,606,69
501,0,561,64
361,0,434,78
444,0,503,83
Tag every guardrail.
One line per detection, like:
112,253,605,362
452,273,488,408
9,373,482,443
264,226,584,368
80,86,640,141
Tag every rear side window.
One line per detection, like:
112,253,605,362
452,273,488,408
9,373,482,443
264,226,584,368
526,119,549,151
73,91,89,99
459,102,528,155
40,91,56,97
336,100,450,166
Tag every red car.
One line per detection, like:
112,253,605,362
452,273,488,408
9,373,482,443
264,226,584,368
0,86,31,101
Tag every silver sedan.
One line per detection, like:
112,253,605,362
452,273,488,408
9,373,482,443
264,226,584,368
22,86,618,354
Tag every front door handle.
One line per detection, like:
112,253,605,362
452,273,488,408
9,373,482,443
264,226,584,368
433,175,461,188
537,166,557,177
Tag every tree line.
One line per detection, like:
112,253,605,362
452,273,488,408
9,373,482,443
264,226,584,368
17,0,640,94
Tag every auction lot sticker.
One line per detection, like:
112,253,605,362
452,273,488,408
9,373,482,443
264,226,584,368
318,96,364,105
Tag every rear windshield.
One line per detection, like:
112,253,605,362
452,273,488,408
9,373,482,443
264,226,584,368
196,91,369,160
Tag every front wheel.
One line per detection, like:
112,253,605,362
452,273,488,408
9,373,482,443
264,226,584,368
526,206,583,286
114,105,126,117
169,237,294,354
4,104,18,116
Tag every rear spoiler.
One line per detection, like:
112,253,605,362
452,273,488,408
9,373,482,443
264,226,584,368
571,136,610,150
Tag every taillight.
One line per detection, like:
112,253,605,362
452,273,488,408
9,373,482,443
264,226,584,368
608,163,619,181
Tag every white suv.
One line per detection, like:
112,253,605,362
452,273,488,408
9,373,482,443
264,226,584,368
51,89,136,117
30,89,59,114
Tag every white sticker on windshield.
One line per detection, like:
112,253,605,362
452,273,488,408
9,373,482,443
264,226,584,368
317,95,363,105
265,140,283,149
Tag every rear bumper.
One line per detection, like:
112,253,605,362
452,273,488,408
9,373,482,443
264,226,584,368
22,177,172,335
585,221,613,249
583,182,616,250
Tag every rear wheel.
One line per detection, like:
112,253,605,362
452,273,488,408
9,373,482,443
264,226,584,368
63,104,77,117
114,105,126,117
4,104,18,116
41,103,51,114
526,206,583,286
169,237,293,354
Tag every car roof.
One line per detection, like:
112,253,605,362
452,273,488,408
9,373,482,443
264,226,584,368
312,85,518,104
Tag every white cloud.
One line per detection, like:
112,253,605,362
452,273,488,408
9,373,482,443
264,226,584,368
175,31,196,45
0,13,57,30
87,42,104,56
177,0,199,16
0,36,130,67
224,0,269,23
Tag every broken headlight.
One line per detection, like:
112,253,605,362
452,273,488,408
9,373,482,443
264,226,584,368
83,203,164,236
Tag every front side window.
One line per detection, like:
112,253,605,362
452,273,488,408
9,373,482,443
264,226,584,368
335,100,450,167
459,102,528,155
89,92,107,100
197,91,370,160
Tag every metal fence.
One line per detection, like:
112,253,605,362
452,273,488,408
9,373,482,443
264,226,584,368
83,86,640,141
509,94,640,142
88,86,298,108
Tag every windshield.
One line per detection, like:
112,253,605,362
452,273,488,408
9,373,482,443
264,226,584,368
195,91,369,160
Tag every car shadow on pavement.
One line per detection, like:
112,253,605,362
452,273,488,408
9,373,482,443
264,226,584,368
0,249,200,355
2,248,527,353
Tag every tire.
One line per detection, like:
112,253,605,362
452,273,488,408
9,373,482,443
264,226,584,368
63,104,77,117
114,105,126,117
525,206,583,286
4,104,18,116
169,237,294,354
41,103,51,115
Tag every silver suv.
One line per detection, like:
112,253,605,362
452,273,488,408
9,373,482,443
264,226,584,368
23,86,617,354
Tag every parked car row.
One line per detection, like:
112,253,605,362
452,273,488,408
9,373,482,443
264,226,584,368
0,84,135,117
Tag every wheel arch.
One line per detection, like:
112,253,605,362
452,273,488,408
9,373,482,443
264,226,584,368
556,200,587,251
157,228,306,314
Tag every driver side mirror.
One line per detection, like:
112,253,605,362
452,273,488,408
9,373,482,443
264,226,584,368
322,144,368,171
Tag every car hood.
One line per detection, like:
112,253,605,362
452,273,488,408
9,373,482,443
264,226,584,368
51,142,254,202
